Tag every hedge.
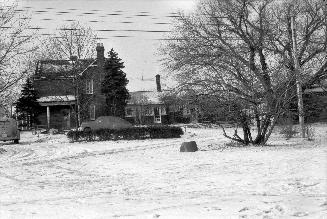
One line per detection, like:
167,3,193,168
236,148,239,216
67,126,184,142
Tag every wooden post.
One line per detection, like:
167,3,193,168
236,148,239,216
291,15,305,138
47,106,50,129
67,110,71,129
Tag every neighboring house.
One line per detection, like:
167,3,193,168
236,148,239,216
125,75,168,124
33,43,107,130
126,90,169,125
303,79,327,122
125,75,199,125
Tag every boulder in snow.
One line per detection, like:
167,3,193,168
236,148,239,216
180,141,198,152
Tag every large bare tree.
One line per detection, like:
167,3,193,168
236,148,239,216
0,1,38,111
41,21,98,60
161,0,327,145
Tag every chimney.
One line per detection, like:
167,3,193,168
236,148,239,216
156,74,162,92
96,43,104,68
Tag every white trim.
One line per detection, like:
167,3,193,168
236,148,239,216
153,106,161,123
46,106,50,129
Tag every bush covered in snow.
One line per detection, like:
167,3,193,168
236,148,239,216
279,123,298,140
67,126,184,142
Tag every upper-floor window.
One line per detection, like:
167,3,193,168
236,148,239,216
86,79,93,94
89,104,95,120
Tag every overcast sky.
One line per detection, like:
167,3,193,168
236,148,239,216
16,0,197,91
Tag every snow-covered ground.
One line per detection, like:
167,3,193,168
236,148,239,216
0,124,326,219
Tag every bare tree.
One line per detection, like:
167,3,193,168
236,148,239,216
0,1,38,111
41,21,98,60
161,0,327,145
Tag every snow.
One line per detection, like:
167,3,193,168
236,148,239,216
0,124,326,219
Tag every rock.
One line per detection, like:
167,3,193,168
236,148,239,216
180,141,198,152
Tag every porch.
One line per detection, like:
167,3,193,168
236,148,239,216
38,95,77,130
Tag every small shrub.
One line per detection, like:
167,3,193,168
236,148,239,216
279,124,298,139
67,129,95,142
224,141,246,147
67,125,184,142
304,125,315,141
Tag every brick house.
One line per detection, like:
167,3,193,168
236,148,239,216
33,43,107,130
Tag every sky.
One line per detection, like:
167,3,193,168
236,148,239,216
14,0,197,91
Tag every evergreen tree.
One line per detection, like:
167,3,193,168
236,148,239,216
16,78,41,127
101,48,129,118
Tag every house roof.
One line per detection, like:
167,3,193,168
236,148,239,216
34,59,98,78
128,91,167,105
128,78,158,92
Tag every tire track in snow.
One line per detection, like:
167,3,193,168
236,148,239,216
0,190,114,206
20,138,185,167
0,172,25,183
0,144,59,166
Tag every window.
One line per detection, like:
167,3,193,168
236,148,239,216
144,106,153,116
184,107,191,115
125,108,134,117
154,107,161,123
161,106,166,115
86,79,93,94
89,104,95,120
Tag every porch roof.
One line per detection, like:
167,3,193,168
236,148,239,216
38,95,76,106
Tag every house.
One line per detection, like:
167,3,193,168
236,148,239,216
125,75,199,125
125,75,168,124
303,80,327,122
33,43,107,130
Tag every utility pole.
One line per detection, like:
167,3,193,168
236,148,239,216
290,13,305,138
70,55,81,128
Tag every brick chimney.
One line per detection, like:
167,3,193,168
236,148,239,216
156,74,162,92
96,43,104,68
